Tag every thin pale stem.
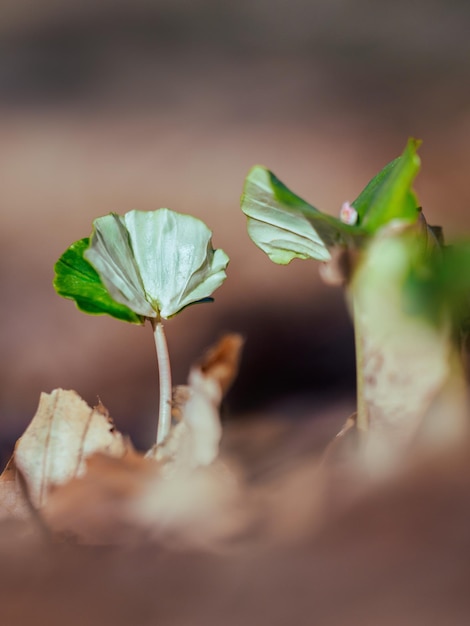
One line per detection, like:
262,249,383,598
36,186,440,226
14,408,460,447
353,295,368,432
151,318,172,445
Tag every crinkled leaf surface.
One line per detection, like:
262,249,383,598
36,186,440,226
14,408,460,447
85,209,229,319
241,167,363,264
54,238,144,324
352,138,421,232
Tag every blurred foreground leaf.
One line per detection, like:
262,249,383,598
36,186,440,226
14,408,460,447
404,239,470,331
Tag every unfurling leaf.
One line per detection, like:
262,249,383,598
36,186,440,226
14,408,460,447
85,209,229,319
240,139,422,267
241,166,362,264
54,209,229,321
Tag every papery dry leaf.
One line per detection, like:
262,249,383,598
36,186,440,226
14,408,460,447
45,337,245,546
15,389,127,509
177,367,223,468
0,457,31,521
44,448,246,548
125,334,247,547
4,439,470,626
43,450,157,544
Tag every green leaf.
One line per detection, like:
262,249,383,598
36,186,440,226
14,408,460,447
241,166,364,265
352,138,421,233
85,209,229,319
404,239,470,330
53,238,144,324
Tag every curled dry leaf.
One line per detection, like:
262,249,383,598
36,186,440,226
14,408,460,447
197,333,244,395
13,389,127,510
133,333,247,546
150,333,244,470
178,367,223,468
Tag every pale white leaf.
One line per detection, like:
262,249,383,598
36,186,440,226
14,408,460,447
85,213,155,318
85,209,229,319
241,166,332,264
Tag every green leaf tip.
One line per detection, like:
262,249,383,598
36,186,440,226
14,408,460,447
54,208,229,322
353,137,421,233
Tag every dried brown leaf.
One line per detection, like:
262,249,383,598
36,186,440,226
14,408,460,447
197,333,244,395
0,457,31,521
43,450,157,544
5,338,246,546
15,389,127,509
44,448,246,548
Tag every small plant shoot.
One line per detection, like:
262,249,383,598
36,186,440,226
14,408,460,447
241,139,470,467
241,138,421,264
4,133,470,552
54,208,229,445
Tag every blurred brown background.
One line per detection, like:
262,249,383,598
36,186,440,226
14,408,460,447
1,0,470,454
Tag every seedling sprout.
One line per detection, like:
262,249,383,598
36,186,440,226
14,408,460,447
54,208,229,445
241,139,470,461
